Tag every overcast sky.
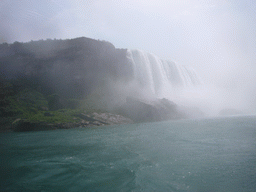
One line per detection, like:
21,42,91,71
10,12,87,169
1,0,256,108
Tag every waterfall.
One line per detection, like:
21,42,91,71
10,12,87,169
126,49,201,97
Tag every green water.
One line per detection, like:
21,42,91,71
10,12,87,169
1,116,256,191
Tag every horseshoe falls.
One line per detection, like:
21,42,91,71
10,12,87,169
125,49,238,116
127,49,201,98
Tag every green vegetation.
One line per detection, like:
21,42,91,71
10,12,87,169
0,80,109,131
7,89,48,114
1,88,81,123
0,37,132,131
22,110,81,124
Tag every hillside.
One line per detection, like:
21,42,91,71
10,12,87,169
0,37,188,132
0,37,134,131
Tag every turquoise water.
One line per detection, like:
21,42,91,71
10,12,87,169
1,116,256,191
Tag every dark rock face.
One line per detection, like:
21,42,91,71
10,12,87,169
120,97,183,122
0,37,133,99
12,119,54,132
121,97,160,122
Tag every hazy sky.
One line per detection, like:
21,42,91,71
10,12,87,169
1,0,256,110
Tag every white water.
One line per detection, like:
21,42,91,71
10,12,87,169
127,49,201,98
125,49,252,116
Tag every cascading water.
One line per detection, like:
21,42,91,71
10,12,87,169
126,49,201,98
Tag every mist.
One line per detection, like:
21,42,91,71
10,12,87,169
1,0,256,115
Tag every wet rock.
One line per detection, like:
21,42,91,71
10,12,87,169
119,97,183,122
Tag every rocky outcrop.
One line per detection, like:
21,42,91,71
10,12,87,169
119,97,184,123
11,112,133,132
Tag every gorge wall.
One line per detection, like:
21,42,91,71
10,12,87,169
0,37,204,129
0,37,132,99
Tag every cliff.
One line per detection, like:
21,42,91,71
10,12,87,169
0,37,189,132
0,37,132,98
0,37,135,131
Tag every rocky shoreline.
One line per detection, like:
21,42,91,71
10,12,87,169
1,97,205,133
1,112,133,132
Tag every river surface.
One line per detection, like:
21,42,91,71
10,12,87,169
1,115,256,191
